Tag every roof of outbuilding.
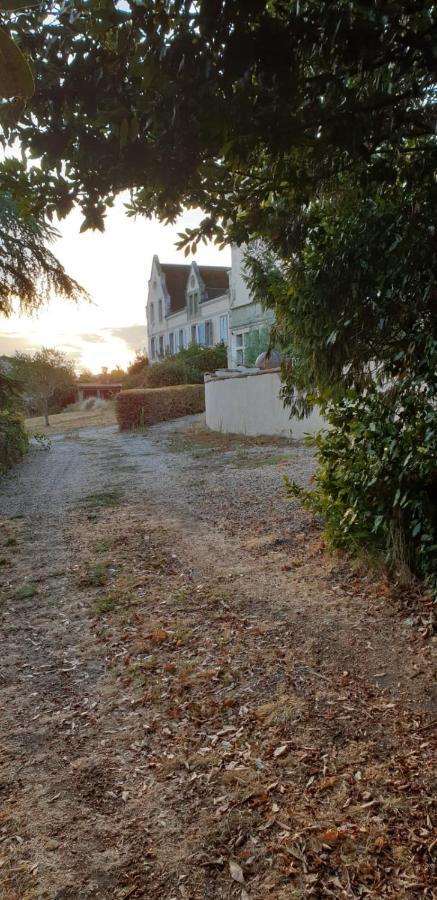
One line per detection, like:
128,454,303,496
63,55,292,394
160,263,229,314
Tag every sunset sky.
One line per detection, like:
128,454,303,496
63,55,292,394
0,197,230,374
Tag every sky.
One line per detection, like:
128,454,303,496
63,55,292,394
0,197,230,374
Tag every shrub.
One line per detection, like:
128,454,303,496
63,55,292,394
244,325,272,366
0,410,29,474
145,358,191,388
287,379,437,596
116,384,205,430
177,343,228,374
123,370,148,389
145,344,228,388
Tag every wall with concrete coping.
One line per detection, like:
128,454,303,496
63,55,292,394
205,369,325,438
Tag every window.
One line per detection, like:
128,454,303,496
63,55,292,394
150,303,155,325
178,328,184,349
159,335,164,356
158,299,163,322
188,292,198,316
150,337,155,360
235,332,245,366
219,315,228,344
190,274,195,288
191,324,197,345
197,322,206,345
205,320,213,346
169,332,174,354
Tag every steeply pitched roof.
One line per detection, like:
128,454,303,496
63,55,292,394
198,266,229,299
160,264,191,313
159,262,229,315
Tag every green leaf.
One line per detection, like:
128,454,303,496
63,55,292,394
0,27,34,98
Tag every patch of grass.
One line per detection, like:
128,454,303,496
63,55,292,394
108,463,137,473
15,582,37,600
5,536,17,547
82,561,109,587
95,537,113,553
25,402,116,436
78,488,124,510
95,593,117,614
167,427,291,454
173,588,191,607
230,452,291,469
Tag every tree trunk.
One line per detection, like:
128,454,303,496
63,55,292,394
43,396,50,427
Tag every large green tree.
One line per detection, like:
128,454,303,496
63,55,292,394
13,348,76,425
1,1,434,236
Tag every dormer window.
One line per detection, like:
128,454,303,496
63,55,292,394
190,275,195,287
150,303,155,325
158,299,163,322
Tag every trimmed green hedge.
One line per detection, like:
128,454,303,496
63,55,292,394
0,411,29,474
116,384,205,430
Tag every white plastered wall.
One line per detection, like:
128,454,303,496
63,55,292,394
205,369,325,438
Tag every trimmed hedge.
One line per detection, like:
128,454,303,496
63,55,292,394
116,384,205,430
0,411,29,475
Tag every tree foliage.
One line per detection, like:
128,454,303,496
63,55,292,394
0,362,28,474
0,195,88,317
12,348,76,425
1,1,434,237
145,343,227,388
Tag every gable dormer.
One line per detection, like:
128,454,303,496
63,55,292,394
186,262,203,318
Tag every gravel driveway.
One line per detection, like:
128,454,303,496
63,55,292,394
0,416,434,899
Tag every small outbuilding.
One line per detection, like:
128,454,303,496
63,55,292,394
75,382,123,403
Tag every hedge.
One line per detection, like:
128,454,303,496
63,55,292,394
116,384,205,430
0,411,29,475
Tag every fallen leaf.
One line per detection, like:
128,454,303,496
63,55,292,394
320,829,345,845
273,745,288,758
229,859,245,884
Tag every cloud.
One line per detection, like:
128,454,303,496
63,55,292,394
79,333,106,344
105,324,146,351
0,334,38,356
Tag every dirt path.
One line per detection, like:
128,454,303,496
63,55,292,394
0,419,435,899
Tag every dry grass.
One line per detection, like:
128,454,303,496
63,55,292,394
25,402,116,436
166,424,294,453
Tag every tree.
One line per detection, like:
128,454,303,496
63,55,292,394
13,348,76,426
0,194,88,317
0,363,28,474
1,2,434,239
3,1,435,586
127,352,148,377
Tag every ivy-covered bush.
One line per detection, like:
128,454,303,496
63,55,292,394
288,377,437,596
0,409,29,474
